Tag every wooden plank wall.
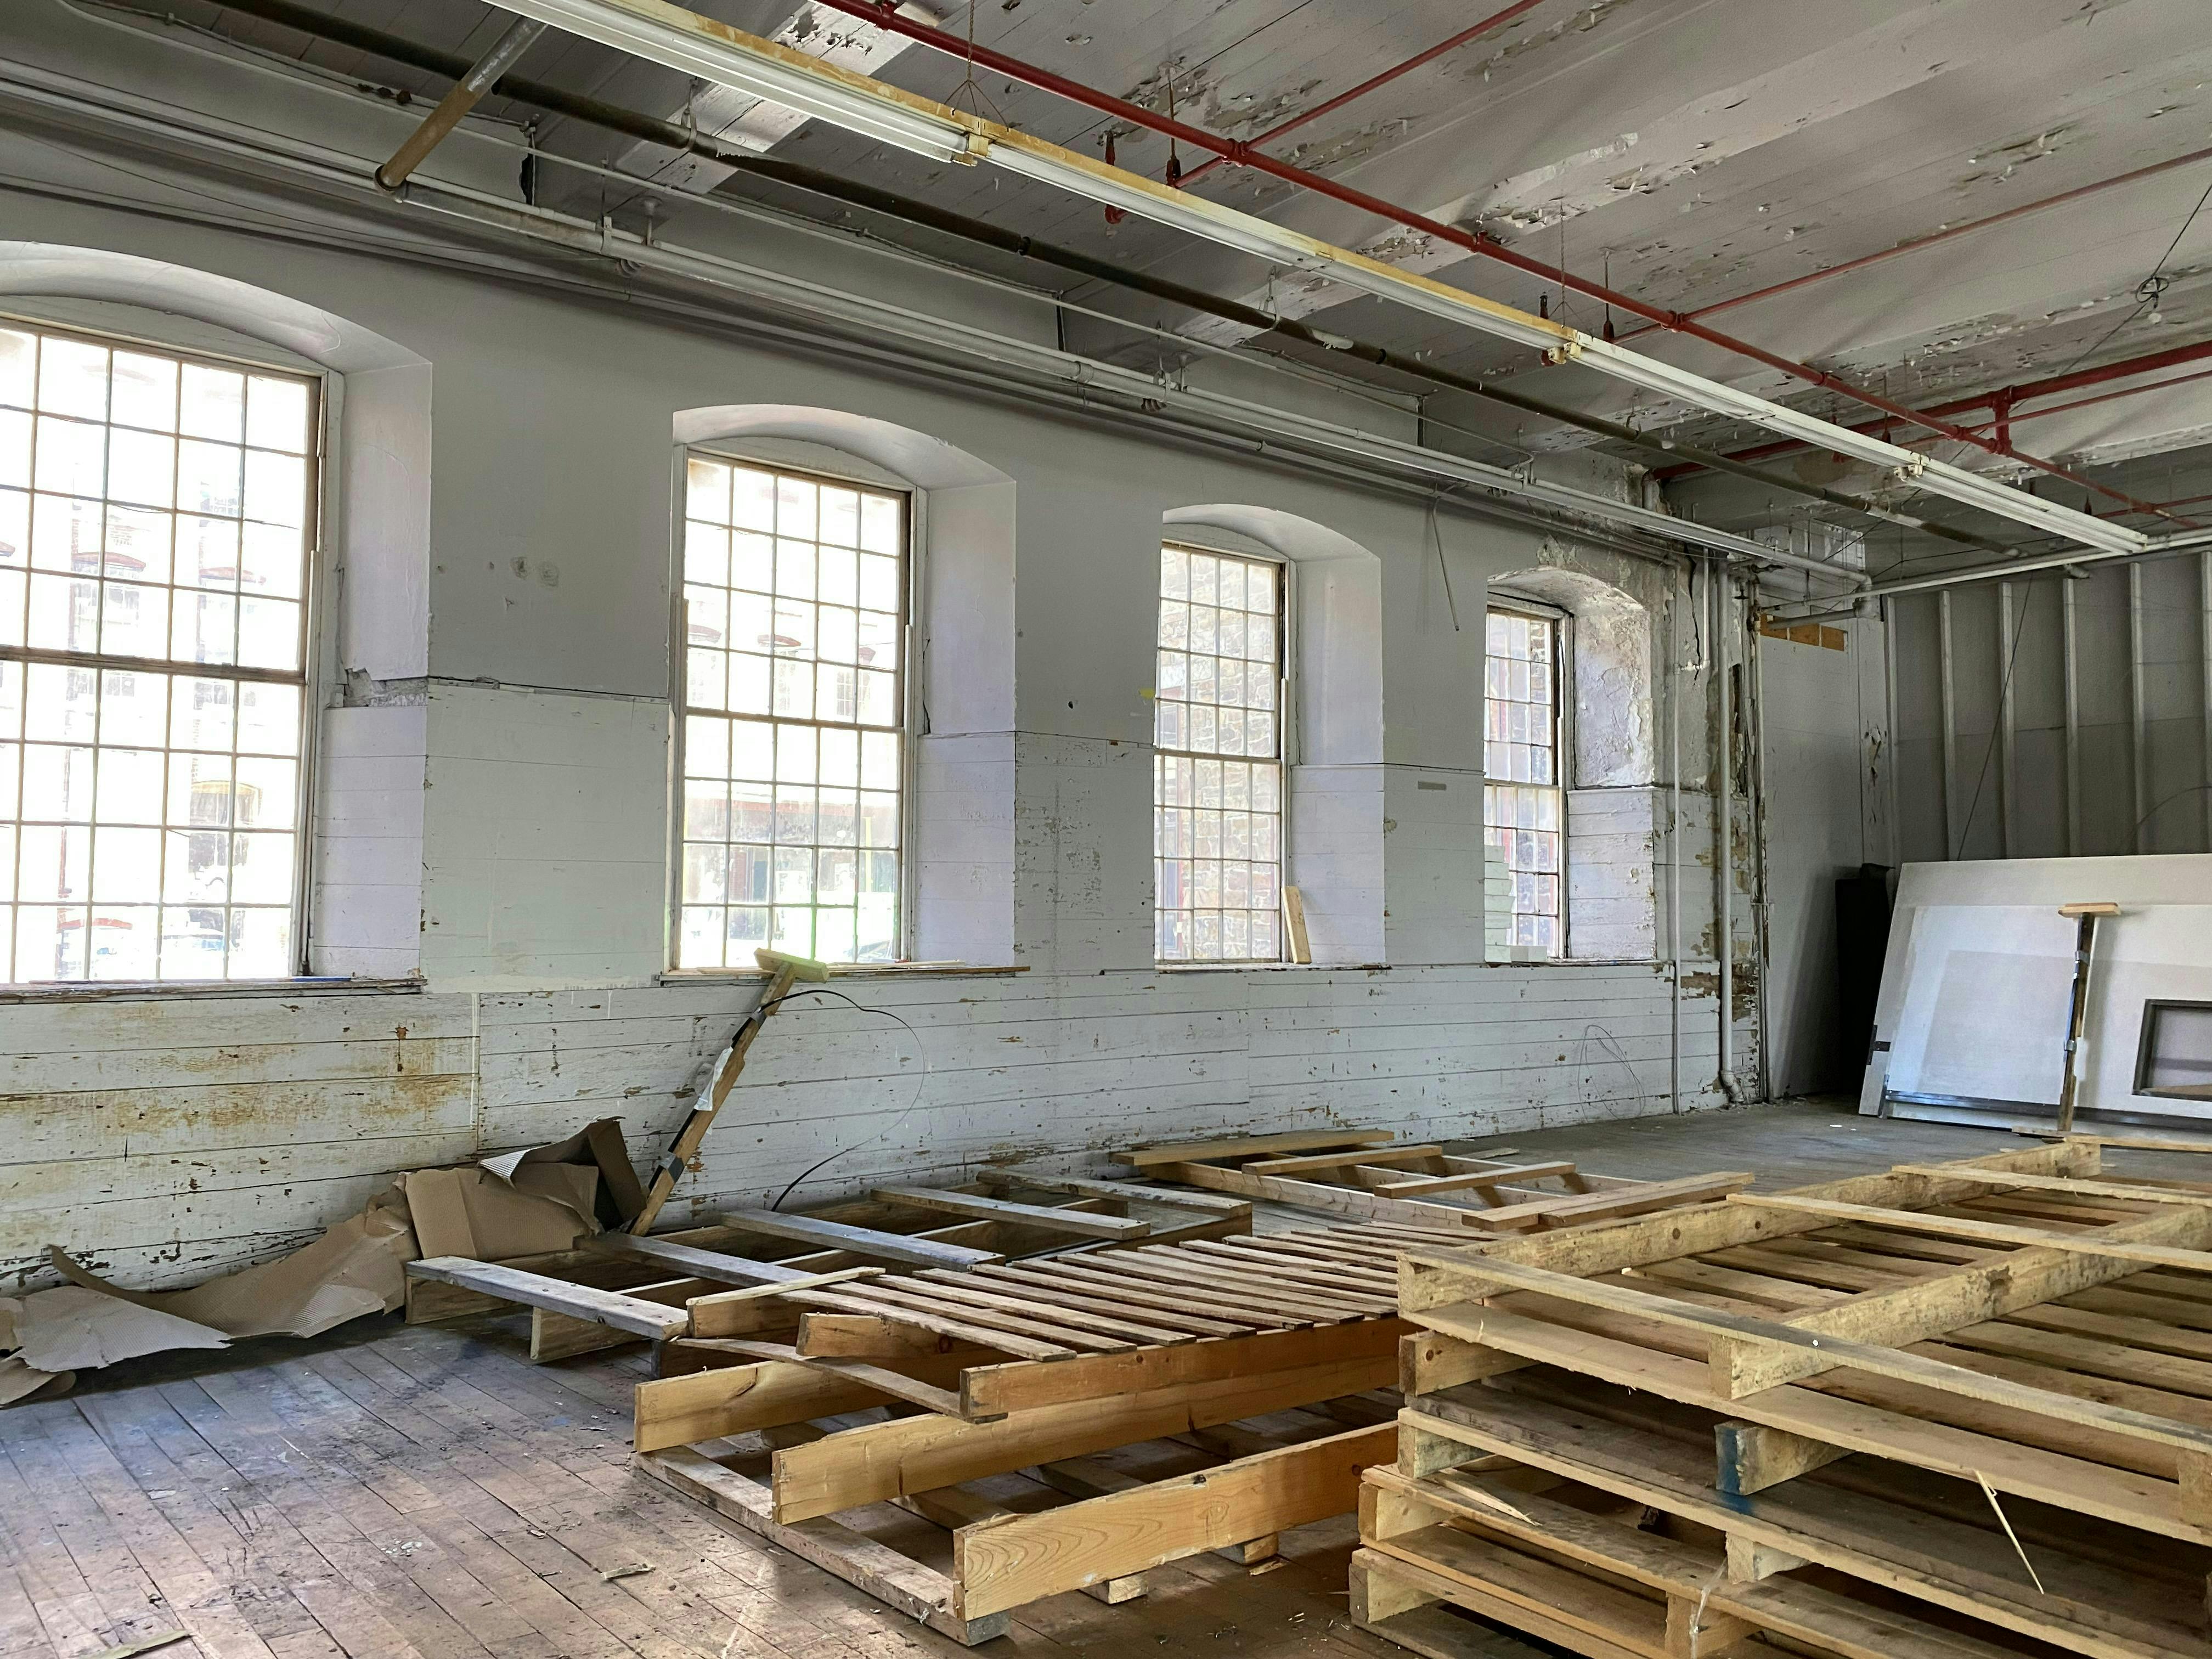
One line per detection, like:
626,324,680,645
1,963,1731,1290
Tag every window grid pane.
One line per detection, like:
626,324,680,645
0,322,313,983
678,456,905,967
1483,610,1561,956
1154,544,1284,963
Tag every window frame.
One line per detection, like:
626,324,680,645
665,443,919,972
2133,998,2212,1101
1482,596,1571,960
0,310,328,987
1152,536,1293,966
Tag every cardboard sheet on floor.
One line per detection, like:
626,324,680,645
9,1285,230,1372
48,1198,420,1341
0,1353,70,1406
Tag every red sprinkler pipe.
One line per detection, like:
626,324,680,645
811,0,2184,524
1176,1,1549,189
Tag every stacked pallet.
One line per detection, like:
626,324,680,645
1354,1137,2212,1659
631,1219,1435,1643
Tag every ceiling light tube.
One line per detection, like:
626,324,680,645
496,0,979,166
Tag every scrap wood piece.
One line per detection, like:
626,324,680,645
405,1257,689,1340
870,1185,1152,1239
632,955,809,1235
715,1207,1004,1269
952,1423,1395,1618
637,1447,1008,1645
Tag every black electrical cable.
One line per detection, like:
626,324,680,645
753,985,931,1211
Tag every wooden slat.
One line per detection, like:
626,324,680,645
715,1207,1005,1268
868,1186,1150,1238
674,1339,967,1417
1243,1146,1444,1176
404,1257,690,1339
1008,1259,1304,1328
965,1264,1251,1336
686,1266,886,1336
779,1286,1071,1360
633,1346,979,1450
1374,1161,1577,1198
822,1280,1133,1353
953,1424,1393,1617
1891,1164,2212,1208
1465,1170,1756,1231
1733,1192,2212,1273
586,1231,810,1285
1122,1130,1393,1168
975,1168,1251,1217
907,1271,1198,1346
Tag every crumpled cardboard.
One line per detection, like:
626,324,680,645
10,1285,230,1372
480,1118,646,1228
0,1355,70,1406
46,1195,418,1341
402,1164,600,1260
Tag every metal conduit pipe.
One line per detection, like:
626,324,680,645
1712,558,1747,1104
373,13,546,189
180,0,1973,555
807,0,2185,526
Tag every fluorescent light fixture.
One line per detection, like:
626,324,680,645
512,0,2150,560
498,0,978,166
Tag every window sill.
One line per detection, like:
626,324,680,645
0,975,427,1006
657,963,1026,982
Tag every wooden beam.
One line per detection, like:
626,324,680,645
676,1338,966,1417
770,1353,1401,1522
633,1347,977,1451
797,1313,990,1361
869,1186,1150,1238
1464,1171,1755,1232
587,1231,810,1285
715,1207,1005,1268
1122,1130,1393,1169
1890,1164,2212,1207
632,963,797,1234
404,1257,689,1339
952,1425,1393,1618
1714,1421,1848,1496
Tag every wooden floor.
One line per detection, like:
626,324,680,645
7,1099,2181,1659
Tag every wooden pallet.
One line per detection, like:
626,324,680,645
1352,1454,2093,1659
624,1220,1431,1640
404,1173,1246,1361
1385,1136,2212,1659
1124,1130,1752,1231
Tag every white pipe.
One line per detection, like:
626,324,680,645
0,58,1866,584
1668,577,1685,1115
495,0,2151,560
1712,561,1747,1104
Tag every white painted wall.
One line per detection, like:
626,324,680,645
0,54,1850,1289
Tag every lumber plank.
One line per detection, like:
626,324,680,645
869,1186,1150,1238
779,1286,1070,1359
1466,1170,1756,1231
1005,1259,1304,1328
714,1207,1005,1268
636,1448,1008,1644
964,1265,1249,1336
1375,1161,1578,1198
403,1258,689,1339
770,1353,1398,1521
632,963,798,1235
633,1347,978,1451
1891,1165,2212,1208
795,1313,985,1359
675,1338,967,1417
1122,1130,1393,1167
952,1424,1393,1617
817,1280,1133,1352
1731,1192,2212,1271
907,1272,1197,1345
1150,1158,1491,1227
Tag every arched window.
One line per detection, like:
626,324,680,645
670,407,1015,969
0,317,317,981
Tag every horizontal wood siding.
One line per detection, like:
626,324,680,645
1,964,1733,1290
